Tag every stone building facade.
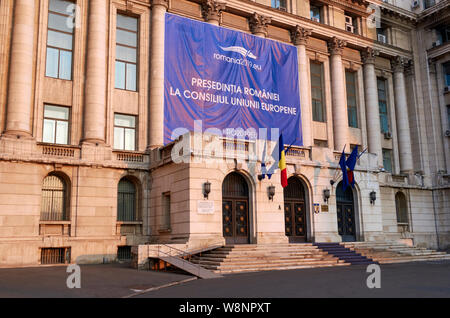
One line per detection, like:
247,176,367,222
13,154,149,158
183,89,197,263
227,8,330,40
0,0,448,267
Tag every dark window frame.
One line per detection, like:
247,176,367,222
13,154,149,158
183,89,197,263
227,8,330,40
115,13,139,92
346,70,359,128
310,61,326,122
45,0,75,81
377,77,390,134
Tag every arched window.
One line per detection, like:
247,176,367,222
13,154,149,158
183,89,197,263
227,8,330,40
117,178,137,222
41,174,68,221
395,192,409,226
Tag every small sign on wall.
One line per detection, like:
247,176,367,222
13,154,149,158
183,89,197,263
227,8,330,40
197,200,215,215
321,205,329,212
314,203,320,214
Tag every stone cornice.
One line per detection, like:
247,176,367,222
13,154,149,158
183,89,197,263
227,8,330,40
328,37,347,55
291,26,312,46
201,0,226,23
249,12,271,36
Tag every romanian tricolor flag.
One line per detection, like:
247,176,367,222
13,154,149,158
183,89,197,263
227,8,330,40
278,134,288,188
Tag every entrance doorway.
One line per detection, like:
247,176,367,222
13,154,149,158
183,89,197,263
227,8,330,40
284,177,307,242
336,182,356,242
222,172,250,245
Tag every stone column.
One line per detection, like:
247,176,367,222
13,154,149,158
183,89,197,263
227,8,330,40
148,0,168,149
328,37,348,151
361,47,383,167
249,13,271,38
291,26,313,148
4,0,35,136
201,0,226,26
391,56,413,173
83,0,108,144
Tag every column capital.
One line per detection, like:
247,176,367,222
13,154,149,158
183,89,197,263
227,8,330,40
428,58,437,73
361,47,379,64
391,55,406,73
291,25,312,46
151,0,169,9
404,59,414,76
327,37,347,56
201,0,226,24
249,12,271,37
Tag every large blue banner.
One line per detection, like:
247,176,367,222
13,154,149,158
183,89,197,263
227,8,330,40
164,13,302,146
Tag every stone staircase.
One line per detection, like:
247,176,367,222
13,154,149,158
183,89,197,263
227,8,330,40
190,244,349,274
342,241,450,264
314,243,377,265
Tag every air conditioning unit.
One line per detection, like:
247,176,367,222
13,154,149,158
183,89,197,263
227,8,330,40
378,34,387,43
411,0,420,9
345,15,353,24
382,0,389,3
278,5,287,11
311,17,320,22
444,86,450,92
445,130,450,137
384,131,392,139
346,24,355,33
432,40,441,47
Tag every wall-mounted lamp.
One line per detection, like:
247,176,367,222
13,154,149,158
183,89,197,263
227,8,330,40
370,191,377,205
330,180,335,187
268,185,276,201
203,181,211,199
323,189,331,203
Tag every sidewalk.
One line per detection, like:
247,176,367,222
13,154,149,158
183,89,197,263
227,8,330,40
0,263,193,298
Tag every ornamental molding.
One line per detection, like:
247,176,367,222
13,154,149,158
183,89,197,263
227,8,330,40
201,0,226,23
361,47,379,64
291,26,312,46
328,37,347,55
150,0,169,9
391,55,407,73
249,12,271,36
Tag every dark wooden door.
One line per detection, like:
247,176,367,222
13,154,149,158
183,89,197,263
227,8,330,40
336,183,356,242
222,199,249,245
284,201,306,241
222,173,250,245
284,177,307,242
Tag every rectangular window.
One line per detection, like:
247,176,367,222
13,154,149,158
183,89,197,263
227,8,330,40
115,14,138,91
41,247,70,265
310,5,321,22
46,0,74,80
447,105,450,128
443,62,450,87
310,61,326,122
161,192,171,230
114,114,136,151
271,0,287,11
43,105,70,144
424,0,435,9
382,149,393,173
346,71,358,128
377,77,390,134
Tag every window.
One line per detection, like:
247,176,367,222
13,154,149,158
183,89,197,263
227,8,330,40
114,114,136,151
310,5,321,22
117,178,137,222
161,192,171,230
271,0,287,11
115,14,138,91
382,149,392,173
43,105,70,144
41,174,68,221
346,71,358,128
443,62,450,87
344,13,358,34
377,78,390,134
424,0,435,9
46,0,74,80
376,28,387,44
447,106,450,127
310,61,326,122
41,247,70,264
314,139,328,148
395,192,409,226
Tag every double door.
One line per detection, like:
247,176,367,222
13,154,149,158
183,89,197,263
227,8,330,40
222,198,249,245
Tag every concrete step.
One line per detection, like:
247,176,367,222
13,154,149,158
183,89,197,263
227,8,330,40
191,255,336,263
192,257,342,267
213,262,350,274
204,259,344,270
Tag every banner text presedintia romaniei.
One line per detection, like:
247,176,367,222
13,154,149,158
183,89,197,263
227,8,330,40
164,13,302,146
